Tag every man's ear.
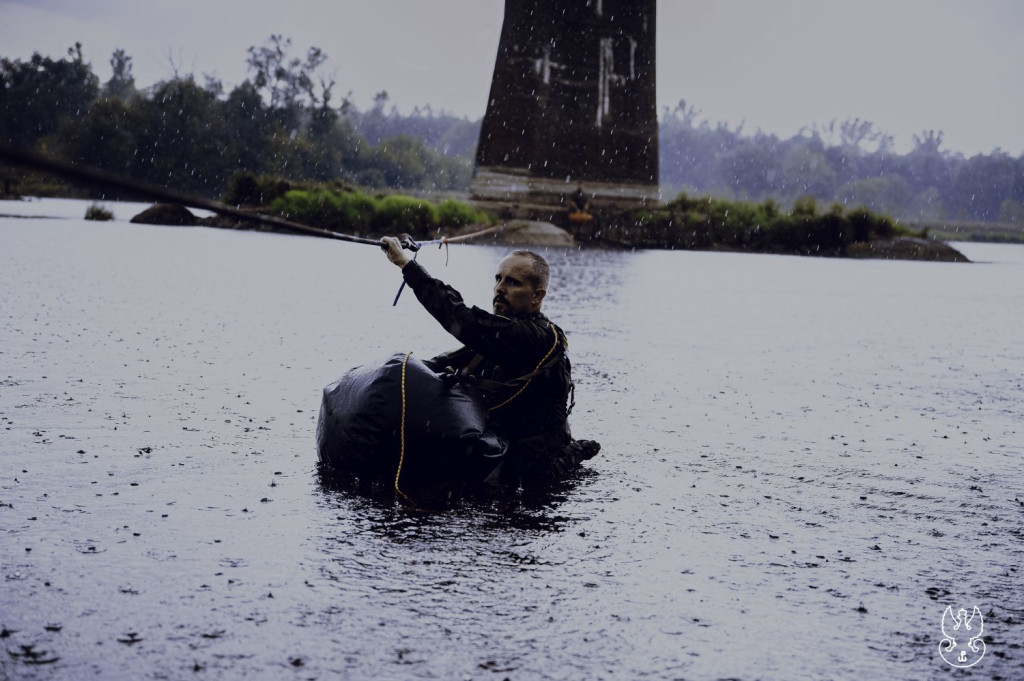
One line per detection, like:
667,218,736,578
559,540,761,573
533,288,547,305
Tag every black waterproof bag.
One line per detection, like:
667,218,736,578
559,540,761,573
316,352,507,485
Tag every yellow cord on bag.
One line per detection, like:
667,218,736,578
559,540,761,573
394,324,557,499
394,351,414,505
489,324,560,412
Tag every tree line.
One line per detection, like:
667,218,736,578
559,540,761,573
660,102,1023,226
1,39,1021,228
0,38,478,199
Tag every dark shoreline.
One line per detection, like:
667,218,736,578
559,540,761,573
1,199,971,263
584,233,970,262
187,205,975,263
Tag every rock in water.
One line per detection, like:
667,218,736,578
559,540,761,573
486,221,575,247
846,237,969,262
130,203,199,226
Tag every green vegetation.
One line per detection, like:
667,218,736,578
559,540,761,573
0,37,476,201
84,203,114,221
1,41,1021,242
918,220,1024,244
222,172,294,207
269,184,493,240
436,198,490,228
660,103,1024,232
610,193,918,255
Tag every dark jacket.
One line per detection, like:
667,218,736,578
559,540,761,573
402,261,578,484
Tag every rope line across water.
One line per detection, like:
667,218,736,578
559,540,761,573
0,144,507,249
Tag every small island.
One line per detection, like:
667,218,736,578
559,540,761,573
131,173,968,262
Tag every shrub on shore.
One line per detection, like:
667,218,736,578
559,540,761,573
267,184,492,240
437,199,491,228
222,172,293,207
615,193,917,255
373,194,439,235
270,189,375,234
84,203,114,221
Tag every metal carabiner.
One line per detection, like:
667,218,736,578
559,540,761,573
398,233,421,252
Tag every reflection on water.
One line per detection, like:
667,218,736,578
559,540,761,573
2,200,1023,680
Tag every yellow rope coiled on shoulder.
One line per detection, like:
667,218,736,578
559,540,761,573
488,323,560,412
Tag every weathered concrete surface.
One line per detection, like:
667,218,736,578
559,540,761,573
472,0,659,216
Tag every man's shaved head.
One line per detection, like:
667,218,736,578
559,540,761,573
508,250,549,291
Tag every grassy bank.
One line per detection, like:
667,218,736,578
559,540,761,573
221,172,493,241
598,194,931,256
219,174,965,260
907,219,1024,244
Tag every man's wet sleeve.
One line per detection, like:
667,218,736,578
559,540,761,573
401,261,468,320
401,261,548,371
400,260,434,291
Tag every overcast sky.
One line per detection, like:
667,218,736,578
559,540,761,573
2,0,1022,156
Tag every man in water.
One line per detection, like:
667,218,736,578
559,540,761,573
380,237,599,490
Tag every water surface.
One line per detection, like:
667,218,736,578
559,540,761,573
1,199,1021,680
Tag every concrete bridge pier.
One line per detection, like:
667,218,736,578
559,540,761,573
470,0,660,230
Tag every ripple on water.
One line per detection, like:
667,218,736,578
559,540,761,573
1,212,1023,679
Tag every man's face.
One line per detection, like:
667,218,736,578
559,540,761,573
493,255,545,317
